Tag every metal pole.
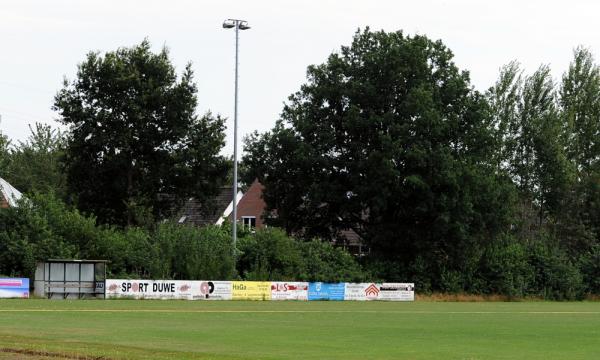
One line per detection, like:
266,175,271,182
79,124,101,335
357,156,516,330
232,21,240,259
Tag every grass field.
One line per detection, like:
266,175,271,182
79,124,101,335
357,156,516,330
1,300,600,359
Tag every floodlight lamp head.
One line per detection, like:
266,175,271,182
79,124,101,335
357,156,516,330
222,20,235,29
238,21,251,30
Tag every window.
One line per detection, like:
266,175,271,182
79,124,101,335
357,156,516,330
242,216,256,230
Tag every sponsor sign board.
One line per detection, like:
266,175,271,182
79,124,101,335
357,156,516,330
271,282,308,301
344,283,381,301
0,278,29,298
307,282,345,301
193,281,232,300
103,280,414,301
105,279,194,300
378,283,414,301
344,283,414,301
232,281,271,300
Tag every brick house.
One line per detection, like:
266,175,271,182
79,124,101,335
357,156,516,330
231,179,367,255
0,177,22,208
176,179,268,231
230,179,267,230
175,178,367,255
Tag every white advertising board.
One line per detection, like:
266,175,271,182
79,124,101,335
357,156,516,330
378,283,414,301
193,281,232,300
344,283,380,301
105,279,194,300
104,280,414,301
270,282,308,301
344,283,414,301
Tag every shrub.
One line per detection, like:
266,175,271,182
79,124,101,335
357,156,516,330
579,244,600,294
0,194,77,278
478,238,533,298
527,240,584,300
299,239,368,283
153,223,235,280
237,228,305,281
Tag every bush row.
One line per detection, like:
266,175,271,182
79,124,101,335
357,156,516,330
366,235,599,300
1,193,598,300
0,193,366,282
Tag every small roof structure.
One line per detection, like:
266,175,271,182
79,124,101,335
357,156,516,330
46,259,109,263
177,186,242,227
0,177,22,208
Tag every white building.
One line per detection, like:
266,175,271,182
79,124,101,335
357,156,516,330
0,177,22,208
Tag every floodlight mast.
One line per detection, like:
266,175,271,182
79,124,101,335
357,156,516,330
223,19,250,263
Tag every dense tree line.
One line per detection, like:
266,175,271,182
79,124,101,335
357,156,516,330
243,29,600,299
1,33,600,299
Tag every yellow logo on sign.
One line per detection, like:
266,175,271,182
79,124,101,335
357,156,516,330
231,281,271,300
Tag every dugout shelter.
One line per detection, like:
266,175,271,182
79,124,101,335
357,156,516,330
34,259,107,299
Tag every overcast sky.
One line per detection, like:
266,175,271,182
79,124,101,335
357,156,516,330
1,0,599,154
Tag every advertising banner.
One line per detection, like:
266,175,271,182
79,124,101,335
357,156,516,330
378,283,415,301
193,281,232,300
103,280,414,301
307,282,345,301
0,278,29,298
271,282,308,301
344,283,381,301
105,279,194,299
344,283,415,301
232,281,271,300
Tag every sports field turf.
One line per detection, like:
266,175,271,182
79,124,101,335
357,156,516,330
0,300,599,359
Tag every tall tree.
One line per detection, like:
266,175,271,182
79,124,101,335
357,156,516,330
54,40,229,226
4,123,67,198
244,29,515,278
560,47,600,174
558,48,600,251
489,64,573,234
487,61,522,172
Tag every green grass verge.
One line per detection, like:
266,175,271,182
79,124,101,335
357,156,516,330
0,300,599,359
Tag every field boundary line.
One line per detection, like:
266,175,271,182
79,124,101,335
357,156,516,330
1,309,600,314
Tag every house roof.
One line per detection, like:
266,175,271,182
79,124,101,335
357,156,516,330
0,177,22,207
337,229,363,247
177,187,240,226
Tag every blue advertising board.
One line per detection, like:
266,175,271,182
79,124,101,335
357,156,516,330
307,282,345,301
0,278,29,298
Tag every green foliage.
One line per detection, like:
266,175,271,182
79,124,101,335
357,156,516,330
488,63,573,233
579,244,600,294
53,40,229,226
154,223,235,280
244,28,515,280
299,239,367,283
526,240,584,300
4,31,600,299
0,192,367,283
560,47,600,173
0,194,77,278
3,124,67,199
237,229,367,282
478,237,533,298
237,228,305,281
0,193,234,280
